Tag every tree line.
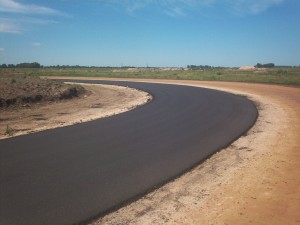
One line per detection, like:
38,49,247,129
0,63,135,69
1,62,299,69
255,63,275,68
1,62,41,68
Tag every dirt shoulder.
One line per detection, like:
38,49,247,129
0,83,151,139
5,76,299,224
51,78,299,225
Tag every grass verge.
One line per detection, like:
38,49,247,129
1,67,300,85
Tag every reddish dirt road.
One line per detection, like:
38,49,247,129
48,77,300,225
173,81,300,225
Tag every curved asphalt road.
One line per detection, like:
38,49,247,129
0,81,257,225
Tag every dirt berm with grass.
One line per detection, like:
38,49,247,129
0,74,85,108
0,75,151,139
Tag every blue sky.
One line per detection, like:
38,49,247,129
0,0,299,67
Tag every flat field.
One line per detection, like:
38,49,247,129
1,67,300,85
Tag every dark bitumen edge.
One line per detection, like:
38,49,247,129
62,80,259,225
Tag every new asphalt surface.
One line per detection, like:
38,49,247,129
0,81,258,225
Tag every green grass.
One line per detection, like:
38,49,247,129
4,125,14,136
1,67,300,85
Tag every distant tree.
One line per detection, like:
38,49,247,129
1,64,7,68
255,63,263,68
264,63,275,68
255,63,275,68
16,62,41,68
187,65,214,70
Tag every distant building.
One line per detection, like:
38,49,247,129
239,66,256,70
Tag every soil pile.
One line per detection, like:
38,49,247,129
0,74,85,108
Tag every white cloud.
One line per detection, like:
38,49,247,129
230,0,284,15
0,16,59,33
101,0,284,16
0,47,4,52
0,19,21,33
102,0,197,16
32,42,41,47
0,0,62,15
164,7,186,17
0,1,68,34
103,0,152,14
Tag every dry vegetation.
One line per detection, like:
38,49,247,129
0,74,85,108
1,67,299,85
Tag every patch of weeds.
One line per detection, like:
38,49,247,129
276,69,288,75
11,78,16,84
4,125,14,136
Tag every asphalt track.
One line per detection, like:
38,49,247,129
0,81,258,225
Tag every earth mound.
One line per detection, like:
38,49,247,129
0,74,85,108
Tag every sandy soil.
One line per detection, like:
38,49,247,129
53,78,299,225
0,83,151,139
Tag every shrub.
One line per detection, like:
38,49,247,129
4,125,14,136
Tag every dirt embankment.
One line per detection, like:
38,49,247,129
0,78,151,139
0,74,85,108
